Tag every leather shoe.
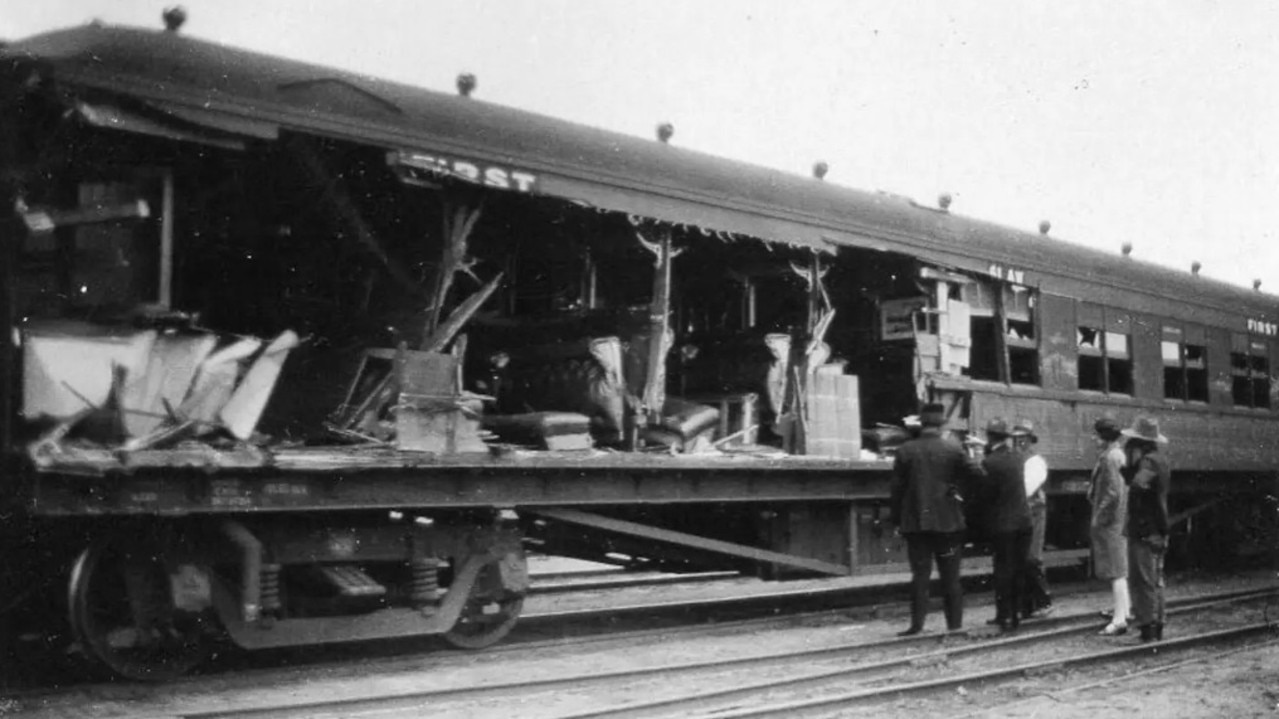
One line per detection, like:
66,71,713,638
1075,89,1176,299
1099,622,1128,636
897,627,923,637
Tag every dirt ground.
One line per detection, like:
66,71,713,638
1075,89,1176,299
977,640,1279,719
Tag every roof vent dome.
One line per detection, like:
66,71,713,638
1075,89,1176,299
456,73,476,98
162,6,187,33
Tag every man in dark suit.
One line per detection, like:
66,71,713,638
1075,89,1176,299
890,403,982,636
981,418,1033,631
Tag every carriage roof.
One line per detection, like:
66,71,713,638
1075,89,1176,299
6,23,1275,320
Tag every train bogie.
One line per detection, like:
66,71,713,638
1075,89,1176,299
63,513,528,679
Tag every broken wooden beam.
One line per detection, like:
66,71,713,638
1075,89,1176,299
423,194,485,338
420,272,502,353
20,199,150,233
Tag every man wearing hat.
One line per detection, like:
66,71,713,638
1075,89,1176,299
980,417,1033,631
1091,415,1131,636
1122,416,1171,642
889,402,982,636
1014,420,1054,619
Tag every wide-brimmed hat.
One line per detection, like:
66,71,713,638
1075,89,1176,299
1012,419,1038,443
1121,416,1168,444
985,417,1011,438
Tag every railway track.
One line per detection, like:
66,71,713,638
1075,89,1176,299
528,570,740,595
161,584,1278,719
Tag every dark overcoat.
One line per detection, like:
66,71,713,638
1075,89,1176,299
980,445,1032,534
890,428,976,534
1126,451,1171,539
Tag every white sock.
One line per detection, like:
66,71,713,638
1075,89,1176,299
1112,578,1131,624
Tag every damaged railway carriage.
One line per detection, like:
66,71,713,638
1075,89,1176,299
1,21,1277,680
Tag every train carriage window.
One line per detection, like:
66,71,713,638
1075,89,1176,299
1162,327,1209,403
18,177,161,320
958,278,1038,384
1231,337,1272,409
1106,331,1133,394
1078,326,1104,391
961,280,999,381
1004,284,1038,385
1077,323,1132,394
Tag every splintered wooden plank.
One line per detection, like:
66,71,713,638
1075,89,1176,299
220,331,300,440
120,333,217,438
180,337,263,426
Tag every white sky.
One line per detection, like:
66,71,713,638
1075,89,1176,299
5,1,1279,293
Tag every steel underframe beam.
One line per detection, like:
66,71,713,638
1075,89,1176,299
527,506,851,576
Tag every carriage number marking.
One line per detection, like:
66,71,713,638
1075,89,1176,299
210,480,253,508
987,263,1025,285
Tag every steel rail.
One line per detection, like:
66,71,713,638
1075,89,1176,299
529,570,739,595
552,588,1279,719
957,635,1279,719
693,623,1279,719
176,585,1278,719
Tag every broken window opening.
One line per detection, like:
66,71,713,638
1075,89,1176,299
1231,337,1271,409
1162,331,1208,403
1077,325,1130,394
18,175,163,323
956,277,1038,385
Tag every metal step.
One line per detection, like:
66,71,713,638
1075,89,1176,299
314,564,387,598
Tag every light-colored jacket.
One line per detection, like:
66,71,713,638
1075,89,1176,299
1088,440,1129,580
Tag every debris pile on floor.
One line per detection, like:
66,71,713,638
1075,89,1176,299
23,318,297,471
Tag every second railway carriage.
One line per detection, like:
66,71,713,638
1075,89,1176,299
1,17,1276,679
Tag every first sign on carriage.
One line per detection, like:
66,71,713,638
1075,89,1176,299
389,149,539,193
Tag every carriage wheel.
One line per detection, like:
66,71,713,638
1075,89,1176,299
67,535,214,680
441,559,525,650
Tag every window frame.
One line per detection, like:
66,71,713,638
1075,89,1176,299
1161,323,1208,403
1076,305,1133,395
1230,333,1273,410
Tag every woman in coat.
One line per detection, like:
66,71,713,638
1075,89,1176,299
1090,416,1131,635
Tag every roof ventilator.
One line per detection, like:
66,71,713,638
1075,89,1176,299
456,73,476,98
162,6,187,33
